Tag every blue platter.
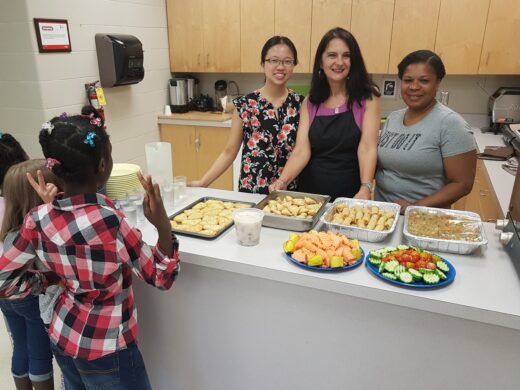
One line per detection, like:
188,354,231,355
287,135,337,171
285,247,364,273
365,250,456,289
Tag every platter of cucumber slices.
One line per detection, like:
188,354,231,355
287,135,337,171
366,245,456,288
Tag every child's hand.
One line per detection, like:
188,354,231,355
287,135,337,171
137,171,170,231
27,170,58,203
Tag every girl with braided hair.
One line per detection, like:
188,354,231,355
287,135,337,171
0,106,180,389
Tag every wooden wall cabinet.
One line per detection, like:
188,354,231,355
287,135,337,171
160,125,233,190
350,0,394,74
452,159,504,222
479,0,520,74
167,0,241,73
435,0,489,75
388,0,440,73
241,0,275,72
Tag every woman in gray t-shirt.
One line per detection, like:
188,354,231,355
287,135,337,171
375,50,476,213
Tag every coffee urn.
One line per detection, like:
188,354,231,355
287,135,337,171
169,78,188,113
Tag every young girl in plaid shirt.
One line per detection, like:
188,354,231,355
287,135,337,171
0,107,180,389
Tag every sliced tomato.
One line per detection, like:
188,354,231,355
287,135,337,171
405,262,415,269
426,262,437,270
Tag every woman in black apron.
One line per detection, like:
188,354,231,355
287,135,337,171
270,27,381,201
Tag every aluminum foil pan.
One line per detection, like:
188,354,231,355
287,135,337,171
255,190,331,231
320,198,400,242
403,206,488,255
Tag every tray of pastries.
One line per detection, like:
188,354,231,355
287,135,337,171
320,198,400,242
169,197,255,239
255,190,331,231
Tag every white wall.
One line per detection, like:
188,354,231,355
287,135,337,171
0,0,171,170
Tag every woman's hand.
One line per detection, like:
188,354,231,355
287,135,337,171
353,186,372,200
137,171,170,231
27,170,58,203
395,199,413,214
269,178,287,193
188,180,206,188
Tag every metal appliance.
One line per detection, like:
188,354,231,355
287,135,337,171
486,87,520,133
169,78,188,113
496,126,520,276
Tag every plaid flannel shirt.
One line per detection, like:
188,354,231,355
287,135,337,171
0,193,180,360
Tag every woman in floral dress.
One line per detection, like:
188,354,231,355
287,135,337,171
189,36,304,194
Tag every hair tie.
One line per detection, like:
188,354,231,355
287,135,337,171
46,158,61,170
84,131,97,148
42,121,54,135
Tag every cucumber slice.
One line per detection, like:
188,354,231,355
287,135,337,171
419,268,434,274
423,273,441,284
378,262,386,273
399,272,413,283
436,261,449,273
435,269,447,280
384,247,397,253
368,257,382,266
384,260,399,273
381,272,398,281
397,245,409,250
393,265,406,276
408,268,423,281
370,252,382,259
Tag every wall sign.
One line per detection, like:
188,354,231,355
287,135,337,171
382,79,397,98
33,18,71,53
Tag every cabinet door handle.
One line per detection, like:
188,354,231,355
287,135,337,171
194,137,200,152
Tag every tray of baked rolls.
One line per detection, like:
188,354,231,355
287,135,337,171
320,198,400,242
169,197,255,239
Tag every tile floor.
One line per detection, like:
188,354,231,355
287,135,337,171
0,316,62,389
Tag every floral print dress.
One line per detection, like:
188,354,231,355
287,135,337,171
233,89,303,194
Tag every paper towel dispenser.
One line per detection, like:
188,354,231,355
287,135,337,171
95,33,144,87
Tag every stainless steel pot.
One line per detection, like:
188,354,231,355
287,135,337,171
169,78,188,113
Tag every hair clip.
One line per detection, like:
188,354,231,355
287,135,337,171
90,117,102,128
84,131,97,148
42,121,54,135
59,112,68,120
46,158,61,170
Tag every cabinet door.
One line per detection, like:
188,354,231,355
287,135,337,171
159,125,199,182
479,0,520,74
241,0,275,72
167,0,204,72
197,127,234,190
351,0,394,74
202,0,241,72
434,0,489,75
311,0,352,63
388,0,440,73
275,0,312,73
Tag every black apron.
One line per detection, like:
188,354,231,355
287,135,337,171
298,105,361,201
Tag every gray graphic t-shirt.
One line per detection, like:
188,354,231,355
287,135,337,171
375,102,476,203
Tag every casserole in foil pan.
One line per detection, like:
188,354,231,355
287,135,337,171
403,206,487,255
255,190,330,231
320,198,400,242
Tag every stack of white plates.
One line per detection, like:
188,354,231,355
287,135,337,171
106,163,142,200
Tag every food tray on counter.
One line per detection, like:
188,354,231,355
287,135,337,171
169,197,255,240
403,206,487,255
255,190,331,232
320,198,400,242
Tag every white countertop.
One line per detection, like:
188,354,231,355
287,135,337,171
471,127,516,215
138,187,520,330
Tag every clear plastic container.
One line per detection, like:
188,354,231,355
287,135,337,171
232,208,265,246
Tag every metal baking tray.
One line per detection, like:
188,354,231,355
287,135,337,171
320,198,400,242
403,206,488,255
169,197,255,240
255,190,331,231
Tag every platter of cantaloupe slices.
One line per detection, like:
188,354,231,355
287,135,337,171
282,230,364,272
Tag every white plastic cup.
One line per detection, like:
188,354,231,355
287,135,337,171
164,105,172,115
121,200,138,227
232,208,265,246
173,176,187,201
